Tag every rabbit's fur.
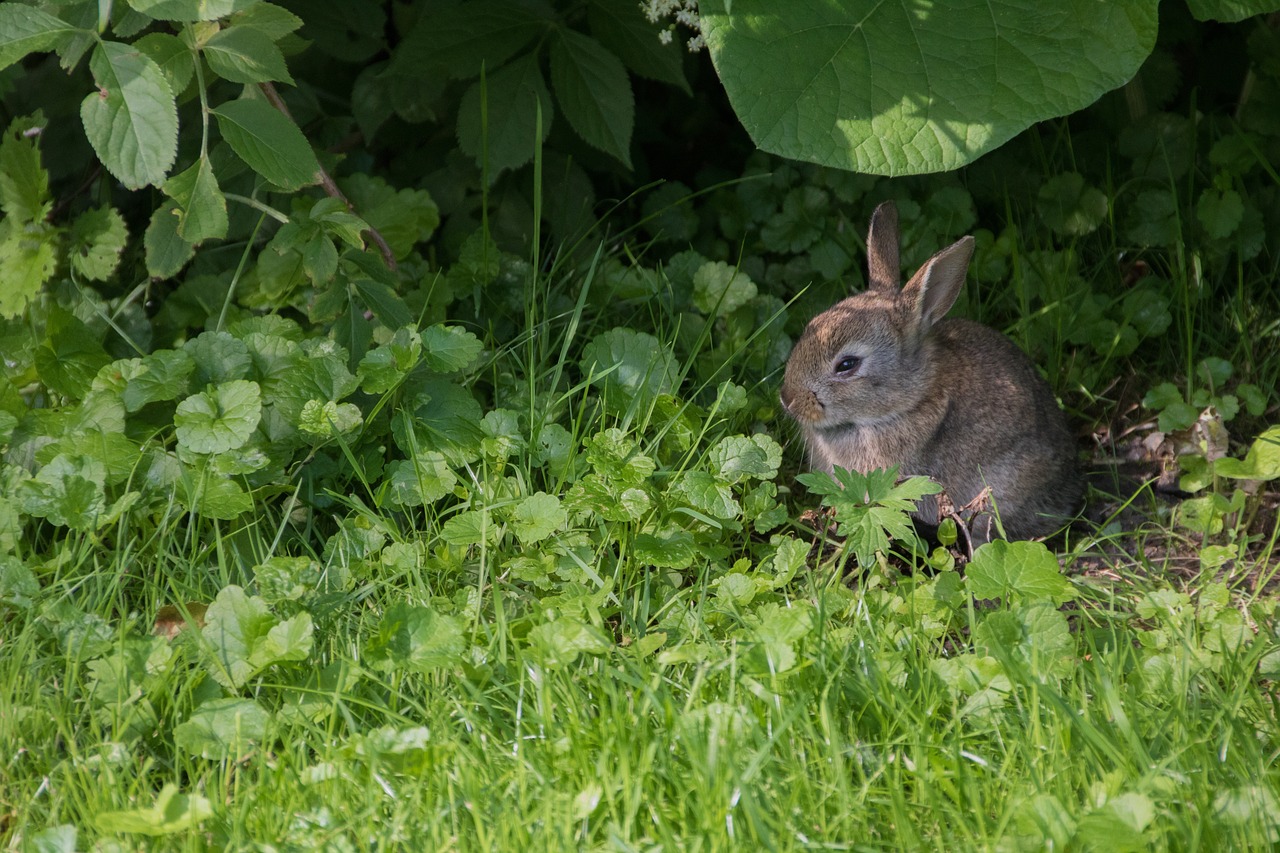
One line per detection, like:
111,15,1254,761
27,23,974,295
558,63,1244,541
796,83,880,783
780,201,1082,541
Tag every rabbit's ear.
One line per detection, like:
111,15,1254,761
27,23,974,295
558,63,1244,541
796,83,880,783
900,235,974,329
866,201,900,292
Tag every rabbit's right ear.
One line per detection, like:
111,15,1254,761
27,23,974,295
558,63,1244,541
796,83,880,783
866,201,900,292
900,235,974,330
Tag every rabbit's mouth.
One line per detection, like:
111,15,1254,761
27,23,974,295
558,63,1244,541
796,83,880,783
779,386,824,423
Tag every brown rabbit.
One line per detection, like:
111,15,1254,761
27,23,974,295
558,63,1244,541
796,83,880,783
779,201,1082,541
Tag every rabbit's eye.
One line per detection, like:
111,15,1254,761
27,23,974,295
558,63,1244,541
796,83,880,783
834,356,862,375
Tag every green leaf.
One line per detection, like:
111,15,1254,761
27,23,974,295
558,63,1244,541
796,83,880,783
632,531,696,569
173,698,271,761
212,98,319,191
700,0,1159,175
370,602,465,673
184,330,252,385
422,325,483,373
580,328,677,403
966,540,1075,605
162,156,228,243
385,451,457,508
709,434,782,484
297,400,362,437
1075,792,1154,853
230,3,304,40
670,470,739,520
1037,173,1108,236
0,225,56,318
339,173,439,260
358,326,422,394
94,784,213,836
549,29,633,167
1214,426,1280,481
0,555,40,611
202,586,313,689
439,509,497,546
692,261,758,314
144,199,195,278
1187,0,1280,22
133,32,195,95
175,379,262,454
392,0,547,81
0,113,51,223
36,307,111,399
527,618,612,667
181,474,253,520
509,492,567,545
457,52,553,176
66,206,128,281
80,40,178,189
129,0,259,21
1196,187,1244,239
115,349,195,412
587,0,689,93
0,6,78,72
203,25,293,84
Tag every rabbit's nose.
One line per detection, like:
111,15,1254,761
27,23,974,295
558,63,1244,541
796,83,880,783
779,386,794,412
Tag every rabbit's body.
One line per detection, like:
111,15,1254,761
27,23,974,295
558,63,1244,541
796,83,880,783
781,202,1082,541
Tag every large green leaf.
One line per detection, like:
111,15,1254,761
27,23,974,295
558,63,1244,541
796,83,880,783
549,29,633,168
456,52,553,176
80,41,178,189
203,25,293,84
700,0,1160,176
129,0,259,22
0,5,78,71
212,98,319,191
1187,0,1280,21
162,155,228,243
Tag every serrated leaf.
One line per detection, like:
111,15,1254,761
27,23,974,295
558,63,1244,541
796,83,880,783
231,3,304,40
700,0,1159,176
527,618,612,667
162,156,227,243
113,349,194,411
35,307,111,398
422,325,482,373
67,206,128,281
456,52,553,176
549,29,633,167
392,0,547,80
385,451,456,507
580,328,677,403
693,261,757,314
509,492,566,544
212,98,319,191
587,0,689,92
144,199,195,278
671,470,739,520
632,531,696,569
359,326,422,394
440,509,497,546
339,173,438,260
174,379,262,454
0,113,51,222
204,25,293,84
0,556,40,612
370,602,465,672
0,6,78,72
173,698,270,762
1196,187,1243,239
94,784,213,836
966,540,1075,604
298,400,362,437
202,586,312,689
710,434,782,483
1037,172,1108,236
133,32,195,95
80,40,177,189
17,454,107,530
129,0,258,21
0,226,56,318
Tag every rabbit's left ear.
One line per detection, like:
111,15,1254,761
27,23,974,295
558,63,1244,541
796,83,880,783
900,235,974,329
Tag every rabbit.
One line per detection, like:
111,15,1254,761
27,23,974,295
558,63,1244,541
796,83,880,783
779,200,1083,542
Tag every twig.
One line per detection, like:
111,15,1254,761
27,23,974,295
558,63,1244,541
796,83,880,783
258,81,398,272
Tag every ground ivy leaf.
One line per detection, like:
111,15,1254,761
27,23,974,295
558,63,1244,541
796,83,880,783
385,450,456,508
202,585,311,688
1196,186,1243,239
421,324,482,373
1037,172,1108,236
185,330,252,385
370,602,465,672
527,618,612,667
0,113,52,223
81,40,177,189
1214,425,1280,481
17,454,107,530
509,492,566,545
173,699,271,761
457,52,553,176
966,540,1075,605
212,98,319,191
203,24,293,85
93,783,214,836
339,174,439,260
440,509,497,546
580,328,677,403
297,399,362,437
710,434,782,483
174,379,262,455
632,531,696,569
66,205,127,281
162,155,228,243
0,555,40,611
549,29,633,168
117,348,195,412
670,470,739,520
693,260,758,314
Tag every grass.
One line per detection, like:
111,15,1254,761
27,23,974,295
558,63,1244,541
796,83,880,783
3,174,1280,851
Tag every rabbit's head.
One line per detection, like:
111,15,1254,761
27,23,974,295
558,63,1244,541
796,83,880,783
779,201,975,432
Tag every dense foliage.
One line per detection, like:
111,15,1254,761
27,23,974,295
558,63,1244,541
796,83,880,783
1,1,1279,848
